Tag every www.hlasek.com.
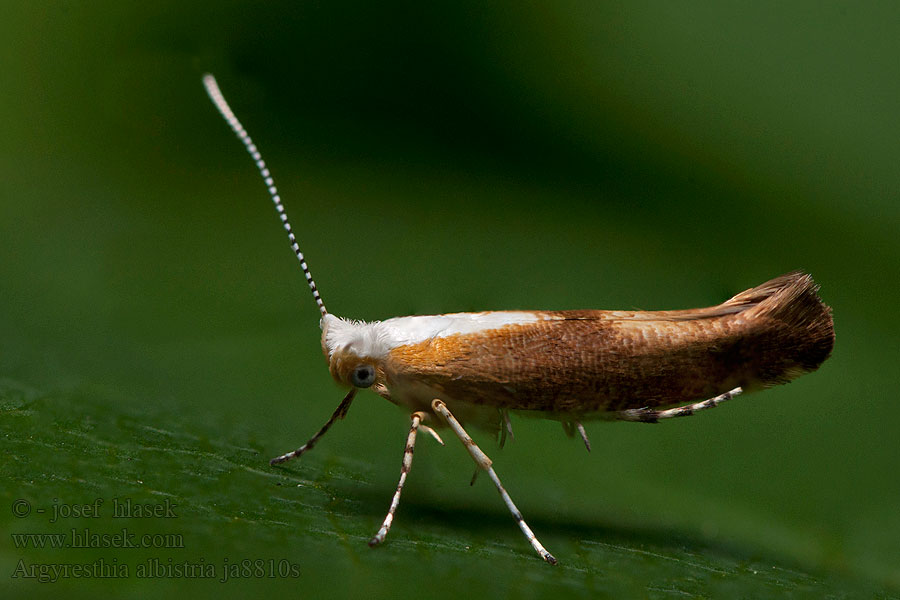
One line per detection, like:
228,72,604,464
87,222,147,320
12,528,184,550
12,557,302,583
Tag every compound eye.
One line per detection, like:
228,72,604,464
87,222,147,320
350,364,376,388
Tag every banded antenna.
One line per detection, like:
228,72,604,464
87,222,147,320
202,74,328,318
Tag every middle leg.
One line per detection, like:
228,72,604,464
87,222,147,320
431,399,557,565
369,411,428,547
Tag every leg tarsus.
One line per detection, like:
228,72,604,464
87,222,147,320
562,420,591,453
616,387,743,423
270,389,357,465
576,421,591,452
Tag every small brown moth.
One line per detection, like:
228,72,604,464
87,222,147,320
203,74,835,565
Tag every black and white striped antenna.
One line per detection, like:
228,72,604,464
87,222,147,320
202,74,328,318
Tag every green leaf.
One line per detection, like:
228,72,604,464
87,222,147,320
0,379,891,598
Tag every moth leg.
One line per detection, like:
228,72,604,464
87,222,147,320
616,387,743,423
561,421,591,452
498,409,514,449
270,389,357,465
575,422,591,452
432,399,557,566
419,423,444,446
369,411,428,547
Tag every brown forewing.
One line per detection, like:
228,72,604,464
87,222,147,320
383,272,834,416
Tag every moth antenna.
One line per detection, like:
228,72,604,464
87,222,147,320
202,74,328,318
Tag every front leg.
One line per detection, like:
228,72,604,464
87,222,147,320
270,389,357,465
431,399,557,566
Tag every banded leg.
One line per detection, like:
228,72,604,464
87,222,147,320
270,389,357,465
616,387,742,423
432,399,557,566
370,412,427,547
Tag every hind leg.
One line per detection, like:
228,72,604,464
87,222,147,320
616,387,743,423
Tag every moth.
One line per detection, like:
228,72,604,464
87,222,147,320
203,74,835,565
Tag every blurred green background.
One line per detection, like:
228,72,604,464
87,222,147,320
2,2,898,597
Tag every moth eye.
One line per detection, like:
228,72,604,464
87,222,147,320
350,364,376,388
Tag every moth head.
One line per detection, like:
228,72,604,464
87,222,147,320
320,314,387,390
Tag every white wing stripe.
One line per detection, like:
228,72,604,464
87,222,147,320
322,312,546,358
